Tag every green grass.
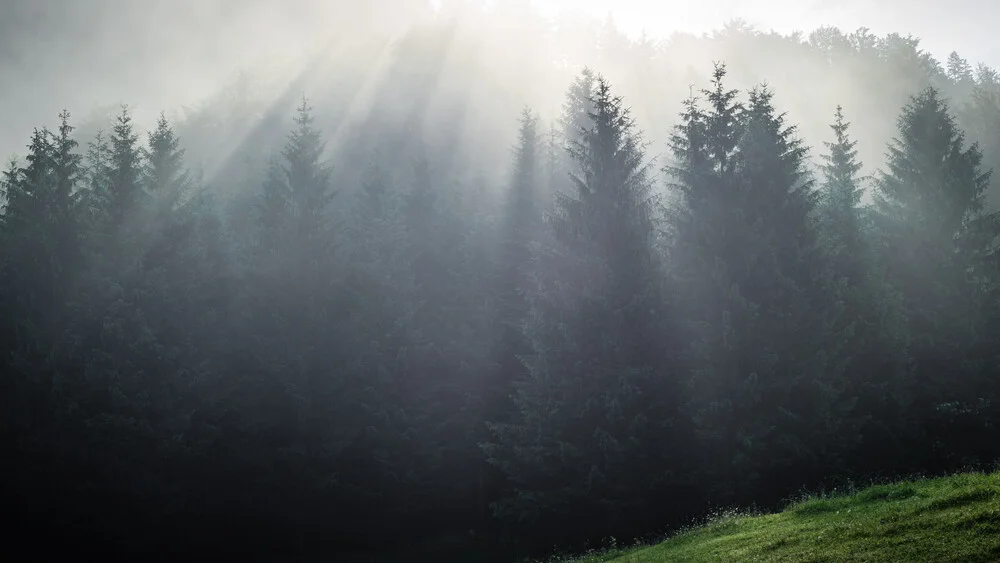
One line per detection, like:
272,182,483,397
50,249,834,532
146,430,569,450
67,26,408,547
568,471,1000,562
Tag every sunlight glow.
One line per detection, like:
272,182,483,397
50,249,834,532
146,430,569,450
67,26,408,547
429,0,989,65
528,0,861,39
530,0,720,35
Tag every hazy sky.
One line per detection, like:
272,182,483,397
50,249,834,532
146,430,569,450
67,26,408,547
538,0,1000,65
1,0,997,158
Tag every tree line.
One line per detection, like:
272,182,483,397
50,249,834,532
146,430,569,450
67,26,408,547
4,24,1000,563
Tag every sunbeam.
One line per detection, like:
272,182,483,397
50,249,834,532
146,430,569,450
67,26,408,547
4,2,1000,563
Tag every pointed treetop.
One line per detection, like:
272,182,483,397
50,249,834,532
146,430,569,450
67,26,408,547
294,94,315,130
146,112,191,203
876,87,989,233
823,105,862,174
57,110,75,146
517,107,538,145
702,63,743,172
513,107,540,178
820,105,864,213
947,51,973,83
52,110,82,204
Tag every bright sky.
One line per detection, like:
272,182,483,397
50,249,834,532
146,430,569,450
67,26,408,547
533,0,825,33
529,0,1000,68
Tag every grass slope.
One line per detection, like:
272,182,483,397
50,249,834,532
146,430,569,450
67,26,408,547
571,471,1000,563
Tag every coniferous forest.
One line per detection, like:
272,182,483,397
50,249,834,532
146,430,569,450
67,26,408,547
5,3,1000,562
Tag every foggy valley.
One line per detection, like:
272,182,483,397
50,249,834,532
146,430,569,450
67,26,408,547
4,1,1000,561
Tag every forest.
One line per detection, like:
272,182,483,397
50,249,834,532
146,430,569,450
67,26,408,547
4,3,1000,562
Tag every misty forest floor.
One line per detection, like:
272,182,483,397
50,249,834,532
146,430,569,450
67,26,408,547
561,471,1000,563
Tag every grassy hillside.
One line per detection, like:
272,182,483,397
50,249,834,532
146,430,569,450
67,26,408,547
565,471,1000,563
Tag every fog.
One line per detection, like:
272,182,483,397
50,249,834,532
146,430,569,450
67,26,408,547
3,0,999,163
0,0,422,156
5,2,1000,562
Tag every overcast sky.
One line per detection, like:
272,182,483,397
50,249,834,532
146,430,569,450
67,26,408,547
1,0,997,158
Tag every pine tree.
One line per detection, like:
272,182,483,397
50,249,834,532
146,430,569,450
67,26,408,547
819,106,865,269
398,151,489,511
81,130,112,206
665,63,746,495
976,63,1000,87
53,111,82,211
947,51,974,85
491,108,543,420
483,77,670,538
542,120,561,201
0,127,61,431
0,114,82,356
872,87,997,467
817,106,909,473
257,96,335,257
960,73,1000,210
137,113,227,371
668,66,849,502
106,106,145,225
283,96,335,239
145,112,191,211
946,52,976,101
231,98,351,537
549,68,597,199
335,150,414,510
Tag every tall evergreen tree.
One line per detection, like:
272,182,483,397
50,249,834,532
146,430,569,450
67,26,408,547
668,66,850,502
947,52,974,85
817,106,909,473
136,113,227,392
145,112,191,210
819,106,865,270
0,123,72,434
483,77,670,540
257,96,335,257
665,63,744,496
548,68,597,200
80,130,112,212
334,151,414,515
560,67,597,149
0,112,81,384
105,106,145,225
478,108,546,527
491,108,543,421
225,98,354,555
872,87,998,467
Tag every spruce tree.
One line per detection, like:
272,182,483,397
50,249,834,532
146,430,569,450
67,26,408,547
138,113,226,384
79,130,113,216
559,67,597,151
668,66,849,502
145,112,191,211
818,106,909,473
106,106,145,225
0,126,62,433
816,105,866,392
548,68,597,200
0,114,81,372
872,87,998,467
491,108,543,421
231,98,351,543
257,96,335,258
335,150,414,511
947,52,974,85
483,77,670,538
665,63,746,496
819,106,865,270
